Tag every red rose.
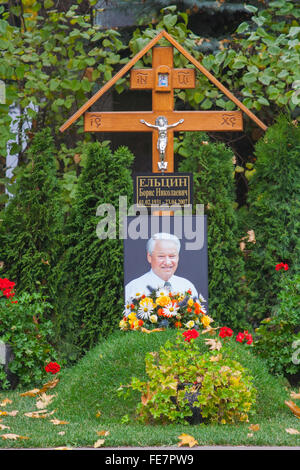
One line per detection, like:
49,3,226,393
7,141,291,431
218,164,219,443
45,362,61,374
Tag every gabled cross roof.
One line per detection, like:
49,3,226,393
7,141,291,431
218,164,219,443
60,29,267,133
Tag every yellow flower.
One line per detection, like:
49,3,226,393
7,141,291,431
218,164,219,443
187,298,194,307
185,320,195,329
139,297,154,307
119,320,128,330
201,315,211,328
156,295,171,307
150,314,158,324
128,312,137,321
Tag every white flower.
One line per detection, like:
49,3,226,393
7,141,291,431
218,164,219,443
162,302,179,318
185,320,195,329
123,302,132,317
198,294,206,303
137,301,154,320
155,287,170,297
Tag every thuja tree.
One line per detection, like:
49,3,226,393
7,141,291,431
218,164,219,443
178,132,247,329
53,142,134,360
0,128,64,297
241,115,300,324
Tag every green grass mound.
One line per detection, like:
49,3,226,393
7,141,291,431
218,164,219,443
0,330,299,448
49,330,297,447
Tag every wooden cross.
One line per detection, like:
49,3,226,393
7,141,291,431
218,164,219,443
61,30,267,174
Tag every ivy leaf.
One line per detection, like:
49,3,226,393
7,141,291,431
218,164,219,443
163,14,177,30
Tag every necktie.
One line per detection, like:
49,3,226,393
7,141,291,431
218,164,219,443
164,281,172,291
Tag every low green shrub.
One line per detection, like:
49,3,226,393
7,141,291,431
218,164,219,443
119,329,257,425
254,273,300,383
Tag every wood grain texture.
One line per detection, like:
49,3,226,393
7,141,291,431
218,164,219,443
84,111,243,132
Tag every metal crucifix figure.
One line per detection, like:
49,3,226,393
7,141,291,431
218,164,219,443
140,116,184,172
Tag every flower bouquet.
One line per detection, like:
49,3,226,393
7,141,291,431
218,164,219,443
119,287,212,332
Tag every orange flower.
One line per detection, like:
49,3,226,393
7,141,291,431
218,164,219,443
158,308,163,316
175,321,182,328
194,304,201,315
156,295,170,307
138,320,144,327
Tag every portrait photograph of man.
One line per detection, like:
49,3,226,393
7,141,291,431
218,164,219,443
124,216,208,304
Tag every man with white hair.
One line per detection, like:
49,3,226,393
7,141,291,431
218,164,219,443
125,232,198,301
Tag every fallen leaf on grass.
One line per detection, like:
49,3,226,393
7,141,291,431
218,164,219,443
96,430,110,437
141,327,165,334
50,419,69,425
24,409,56,419
36,393,56,409
248,424,260,432
20,379,59,398
290,391,300,400
178,433,198,448
0,410,18,417
39,378,59,394
96,410,101,418
1,433,29,440
0,424,10,431
20,388,40,397
285,401,300,418
94,439,105,448
204,338,222,351
0,399,12,407
286,428,300,435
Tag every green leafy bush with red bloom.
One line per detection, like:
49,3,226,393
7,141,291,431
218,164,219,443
118,328,257,425
255,273,300,381
0,279,56,389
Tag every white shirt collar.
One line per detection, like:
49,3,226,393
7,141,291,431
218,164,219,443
149,269,174,286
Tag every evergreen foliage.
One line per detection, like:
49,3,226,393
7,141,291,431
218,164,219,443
0,128,64,297
178,132,247,329
254,273,300,381
242,115,300,323
53,142,134,361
